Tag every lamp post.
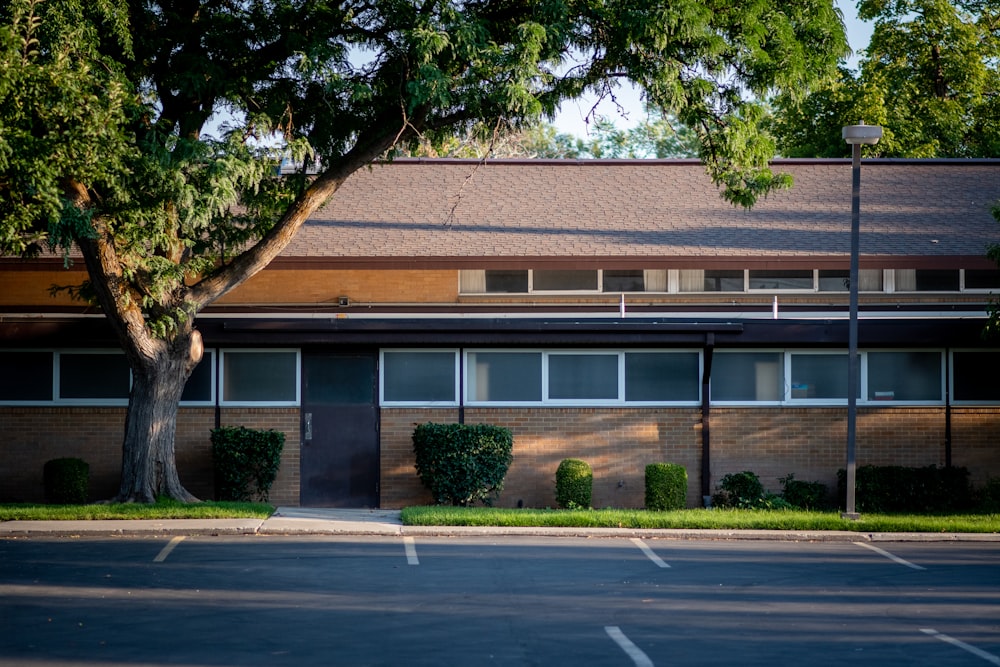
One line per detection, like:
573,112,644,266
841,123,882,519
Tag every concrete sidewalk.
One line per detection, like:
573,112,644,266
1,507,999,542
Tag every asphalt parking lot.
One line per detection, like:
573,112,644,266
1,536,998,666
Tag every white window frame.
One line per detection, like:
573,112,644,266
949,349,1000,405
379,349,460,407
864,349,945,405
709,349,785,406
462,348,702,407
55,350,132,406
464,349,544,406
960,269,1000,293
219,348,301,407
0,349,56,406
179,348,217,406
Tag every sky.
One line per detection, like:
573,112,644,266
551,0,876,137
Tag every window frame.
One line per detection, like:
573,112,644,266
379,349,460,407
219,348,301,407
950,349,1000,404
461,348,703,407
55,349,132,406
179,348,217,406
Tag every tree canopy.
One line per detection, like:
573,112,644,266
0,0,849,502
770,0,1000,157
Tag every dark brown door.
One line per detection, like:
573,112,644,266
300,351,379,507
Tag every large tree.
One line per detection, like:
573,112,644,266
0,0,848,502
770,0,1000,157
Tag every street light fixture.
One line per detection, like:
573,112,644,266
842,123,882,519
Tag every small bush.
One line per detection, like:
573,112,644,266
712,471,767,509
555,459,593,509
645,463,687,511
838,465,972,512
974,477,1000,513
412,423,514,506
43,458,90,504
780,474,829,510
211,426,285,502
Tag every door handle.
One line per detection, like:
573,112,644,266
304,412,313,441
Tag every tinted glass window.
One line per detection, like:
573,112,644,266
603,270,645,292
223,351,298,403
468,352,542,402
953,351,1000,401
749,270,813,290
0,351,53,401
867,351,941,401
533,270,598,291
625,352,699,401
548,354,618,400
382,351,456,402
711,352,783,401
484,270,528,293
60,353,131,400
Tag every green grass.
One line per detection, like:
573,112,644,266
401,506,1000,533
0,498,274,521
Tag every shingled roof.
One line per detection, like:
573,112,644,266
286,158,1000,269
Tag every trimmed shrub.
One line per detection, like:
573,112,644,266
838,465,972,513
712,470,767,509
780,474,829,510
211,426,285,502
974,477,1000,513
555,459,593,509
412,423,514,506
645,463,687,511
43,458,90,504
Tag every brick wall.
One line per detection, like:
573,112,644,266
0,406,299,505
3,404,997,508
379,406,999,509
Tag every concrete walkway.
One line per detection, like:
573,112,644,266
1,507,998,542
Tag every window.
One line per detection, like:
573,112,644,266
533,270,598,292
59,351,131,402
381,350,457,404
789,353,850,400
952,351,1000,402
749,270,813,291
221,350,299,405
698,270,744,292
461,349,703,406
866,351,942,402
964,269,1000,290
711,352,783,402
0,351,53,402
818,270,849,292
180,350,215,404
895,269,960,291
467,352,542,402
548,353,619,400
603,270,645,292
484,270,528,293
625,352,699,402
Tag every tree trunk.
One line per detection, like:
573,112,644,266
114,329,203,503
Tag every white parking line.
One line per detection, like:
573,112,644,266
630,538,670,568
605,626,654,667
153,536,185,563
403,536,419,565
853,542,925,570
921,629,1000,665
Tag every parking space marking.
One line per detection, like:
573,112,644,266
403,536,419,565
153,536,185,563
853,542,925,570
921,629,1000,665
630,538,670,568
605,626,654,667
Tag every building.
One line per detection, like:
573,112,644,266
2,158,999,508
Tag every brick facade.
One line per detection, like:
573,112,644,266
379,406,999,509
0,407,300,505
2,403,998,508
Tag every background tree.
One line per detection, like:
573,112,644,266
770,0,1000,157
0,0,848,502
